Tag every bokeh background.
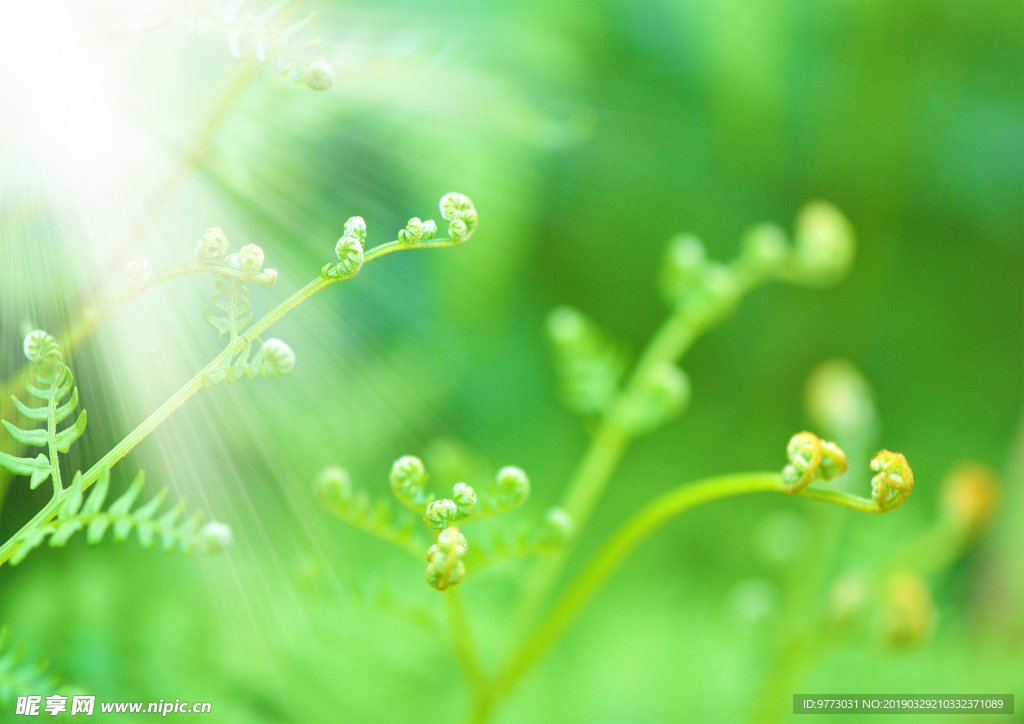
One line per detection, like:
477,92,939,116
0,1,1021,721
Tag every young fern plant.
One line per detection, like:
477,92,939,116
314,456,574,591
0,192,477,569
303,199,915,724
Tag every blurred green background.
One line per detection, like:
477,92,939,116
0,0,1021,721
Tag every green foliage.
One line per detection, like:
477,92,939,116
0,328,233,571
0,332,85,492
6,467,229,566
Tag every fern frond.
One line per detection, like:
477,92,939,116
0,628,62,706
546,306,627,417
294,556,442,638
314,467,428,559
202,337,295,387
0,334,86,492
134,0,334,91
463,508,573,571
7,468,232,566
204,276,252,340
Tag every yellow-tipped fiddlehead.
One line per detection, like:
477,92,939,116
870,450,914,512
781,431,848,493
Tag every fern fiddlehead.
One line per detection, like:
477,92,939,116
0,332,86,496
199,231,298,387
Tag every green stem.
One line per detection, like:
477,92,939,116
445,588,488,699
513,304,713,629
515,267,773,631
46,373,61,497
483,473,886,720
0,236,465,567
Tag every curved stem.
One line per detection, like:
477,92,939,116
0,262,278,505
483,473,885,719
0,237,465,567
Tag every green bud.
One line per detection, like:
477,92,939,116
782,431,822,491
803,360,877,444
494,466,530,508
343,216,367,243
546,306,625,415
448,218,467,242
701,263,740,310
452,482,477,519
421,220,437,239
194,227,229,262
659,234,706,304
314,466,353,510
740,223,787,274
198,521,233,554
617,362,691,435
439,193,478,240
125,258,149,280
537,507,573,546
424,499,459,530
262,338,295,376
335,236,364,275
425,526,468,591
390,456,426,501
880,570,934,648
870,450,913,512
817,440,848,480
792,201,855,285
23,330,61,364
398,217,423,244
305,60,334,91
237,243,265,273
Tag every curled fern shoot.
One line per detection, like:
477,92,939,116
425,526,468,591
0,332,86,495
781,431,848,493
